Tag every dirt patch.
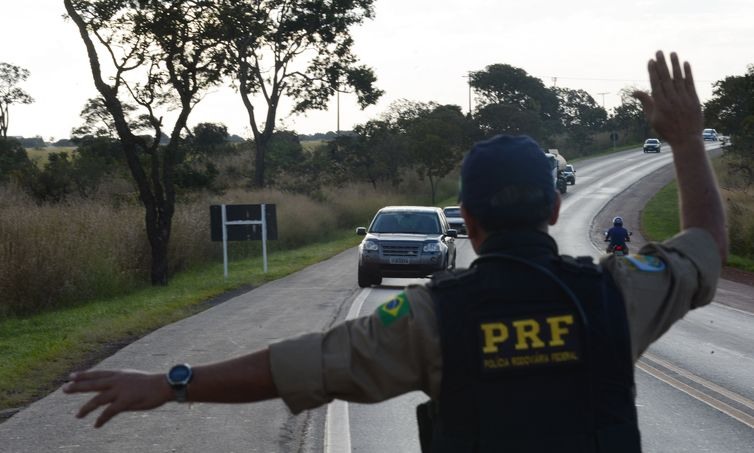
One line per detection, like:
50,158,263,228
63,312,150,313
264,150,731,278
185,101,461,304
721,267,754,287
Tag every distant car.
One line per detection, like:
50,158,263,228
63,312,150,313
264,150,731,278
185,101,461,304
561,164,576,185
356,206,457,287
703,128,718,141
643,138,661,153
442,206,466,235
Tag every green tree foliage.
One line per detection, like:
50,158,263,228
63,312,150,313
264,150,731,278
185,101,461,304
704,65,754,135
0,137,34,184
190,122,230,155
337,119,408,189
72,97,148,139
705,65,754,189
17,138,124,202
400,103,472,203
265,130,305,181
65,0,226,285
27,152,76,203
608,87,650,143
555,87,607,155
469,64,559,142
0,63,34,138
219,0,383,188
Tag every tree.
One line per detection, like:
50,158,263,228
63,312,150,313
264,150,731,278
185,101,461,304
191,122,230,154
399,103,471,203
704,65,754,189
469,64,559,142
608,87,649,143
0,63,34,139
342,119,408,189
704,65,754,137
0,137,34,185
554,87,607,154
72,97,148,139
65,0,226,285
219,0,383,188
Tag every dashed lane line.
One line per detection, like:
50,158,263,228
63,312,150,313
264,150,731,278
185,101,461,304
324,288,371,453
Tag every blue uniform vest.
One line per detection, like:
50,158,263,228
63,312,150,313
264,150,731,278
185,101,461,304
425,231,640,453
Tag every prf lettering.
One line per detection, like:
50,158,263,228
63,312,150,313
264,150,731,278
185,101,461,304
480,315,574,353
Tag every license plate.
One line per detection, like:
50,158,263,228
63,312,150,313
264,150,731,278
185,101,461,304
389,257,410,265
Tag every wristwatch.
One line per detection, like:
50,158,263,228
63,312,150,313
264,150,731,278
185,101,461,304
166,363,193,403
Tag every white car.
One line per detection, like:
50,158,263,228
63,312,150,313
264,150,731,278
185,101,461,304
443,206,466,235
703,128,718,141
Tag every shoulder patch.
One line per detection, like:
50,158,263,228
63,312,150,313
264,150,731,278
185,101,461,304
376,292,411,326
624,254,667,272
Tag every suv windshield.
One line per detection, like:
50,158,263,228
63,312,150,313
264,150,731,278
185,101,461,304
370,212,441,234
443,208,460,217
645,139,659,144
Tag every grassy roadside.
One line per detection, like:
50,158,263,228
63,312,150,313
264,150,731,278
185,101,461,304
641,180,754,272
0,231,361,415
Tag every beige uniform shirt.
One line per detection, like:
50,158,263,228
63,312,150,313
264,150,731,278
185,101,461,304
269,228,721,414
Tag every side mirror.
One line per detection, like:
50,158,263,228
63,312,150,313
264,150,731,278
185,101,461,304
446,229,458,238
356,227,367,236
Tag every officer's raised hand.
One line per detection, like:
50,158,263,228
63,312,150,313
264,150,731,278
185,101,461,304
633,51,704,146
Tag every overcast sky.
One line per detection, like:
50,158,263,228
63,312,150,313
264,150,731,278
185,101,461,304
2,0,753,141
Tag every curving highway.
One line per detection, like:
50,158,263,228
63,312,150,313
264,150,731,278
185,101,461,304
1,143,752,452
334,143,754,453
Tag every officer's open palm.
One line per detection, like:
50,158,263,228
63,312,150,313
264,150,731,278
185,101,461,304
63,369,171,428
633,51,704,146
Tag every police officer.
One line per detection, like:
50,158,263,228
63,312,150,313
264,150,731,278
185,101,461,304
64,51,727,452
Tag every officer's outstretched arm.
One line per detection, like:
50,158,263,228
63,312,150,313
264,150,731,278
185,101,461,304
633,51,728,263
64,348,277,428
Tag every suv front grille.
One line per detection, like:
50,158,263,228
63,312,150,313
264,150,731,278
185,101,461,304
382,243,421,257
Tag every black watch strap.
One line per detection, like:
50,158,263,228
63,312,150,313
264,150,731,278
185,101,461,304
166,364,193,403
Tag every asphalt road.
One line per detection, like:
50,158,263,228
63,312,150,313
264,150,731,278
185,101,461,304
1,143,752,452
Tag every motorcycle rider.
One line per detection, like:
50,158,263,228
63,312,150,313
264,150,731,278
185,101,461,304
605,216,631,254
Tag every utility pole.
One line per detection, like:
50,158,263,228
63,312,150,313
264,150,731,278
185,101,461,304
597,92,609,109
463,73,473,116
336,89,340,135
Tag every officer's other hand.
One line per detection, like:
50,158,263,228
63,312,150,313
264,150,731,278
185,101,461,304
633,51,704,146
63,369,172,428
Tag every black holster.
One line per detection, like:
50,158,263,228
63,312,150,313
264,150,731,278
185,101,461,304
416,400,438,453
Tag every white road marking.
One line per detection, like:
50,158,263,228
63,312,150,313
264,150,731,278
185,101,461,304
324,288,371,453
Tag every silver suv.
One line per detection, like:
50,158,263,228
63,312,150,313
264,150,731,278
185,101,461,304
356,206,457,287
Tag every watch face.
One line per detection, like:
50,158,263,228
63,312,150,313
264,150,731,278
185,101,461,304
168,364,191,384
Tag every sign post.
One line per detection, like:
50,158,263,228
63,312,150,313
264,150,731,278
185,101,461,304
210,204,278,278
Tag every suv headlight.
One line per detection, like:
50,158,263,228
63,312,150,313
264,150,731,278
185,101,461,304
423,242,441,253
363,240,379,251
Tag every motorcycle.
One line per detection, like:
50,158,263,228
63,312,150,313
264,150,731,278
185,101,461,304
604,230,632,256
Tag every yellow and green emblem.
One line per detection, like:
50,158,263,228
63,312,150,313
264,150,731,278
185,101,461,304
377,292,411,326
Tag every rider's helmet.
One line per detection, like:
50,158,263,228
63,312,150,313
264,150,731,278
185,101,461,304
613,216,624,227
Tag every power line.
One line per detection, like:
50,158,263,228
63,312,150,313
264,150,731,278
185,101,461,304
535,74,715,84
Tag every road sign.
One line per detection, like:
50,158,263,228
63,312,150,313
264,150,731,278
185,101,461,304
210,204,277,277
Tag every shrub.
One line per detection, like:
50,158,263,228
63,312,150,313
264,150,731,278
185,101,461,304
0,178,441,317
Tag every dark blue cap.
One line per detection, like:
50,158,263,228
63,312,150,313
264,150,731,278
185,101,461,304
460,135,555,227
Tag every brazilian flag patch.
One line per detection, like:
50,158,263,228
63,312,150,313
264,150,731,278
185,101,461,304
377,292,411,327
625,254,667,272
